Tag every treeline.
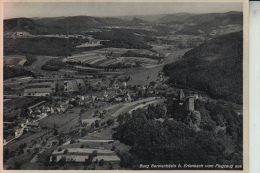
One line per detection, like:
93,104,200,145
66,60,133,70
23,55,37,66
41,58,67,71
4,65,35,80
113,100,242,169
122,50,163,60
163,31,243,104
93,29,152,49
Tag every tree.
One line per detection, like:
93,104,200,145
4,148,9,160
58,157,66,166
44,157,50,166
149,81,156,87
51,155,57,164
70,139,75,144
84,155,93,166
92,150,98,157
64,149,68,154
106,119,114,126
120,153,133,168
53,129,58,136
98,159,105,166
94,120,100,128
14,161,22,169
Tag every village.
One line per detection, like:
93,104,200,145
3,50,216,169
3,27,243,169
3,3,244,169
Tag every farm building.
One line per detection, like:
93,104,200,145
54,154,120,163
26,122,40,128
23,82,55,96
52,147,120,163
64,80,79,92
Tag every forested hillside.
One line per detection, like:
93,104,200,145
4,37,86,56
163,31,243,104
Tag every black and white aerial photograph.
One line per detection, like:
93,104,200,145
2,1,246,171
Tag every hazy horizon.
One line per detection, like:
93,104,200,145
4,2,243,20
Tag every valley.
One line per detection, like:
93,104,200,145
3,8,243,170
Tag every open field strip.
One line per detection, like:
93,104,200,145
116,57,157,64
24,56,54,73
165,53,171,57
76,43,102,48
71,54,97,59
18,59,27,66
88,57,107,65
4,55,27,64
99,60,117,66
124,57,157,63
92,59,109,66
109,61,122,65
59,69,77,73
70,56,98,62
81,56,102,63
74,65,102,70
143,64,162,68
94,48,137,53
68,52,97,59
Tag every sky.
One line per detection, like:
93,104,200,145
4,2,243,19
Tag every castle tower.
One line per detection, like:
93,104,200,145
192,111,201,126
178,89,185,101
186,96,194,112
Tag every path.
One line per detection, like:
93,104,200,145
62,139,114,146
4,126,26,146
111,97,157,117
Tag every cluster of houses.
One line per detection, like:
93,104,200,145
154,35,206,48
23,78,84,96
23,99,79,122
4,31,33,38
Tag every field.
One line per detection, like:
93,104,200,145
76,42,102,48
93,48,137,54
151,44,175,52
39,107,81,132
24,56,55,74
4,55,27,65
66,47,159,68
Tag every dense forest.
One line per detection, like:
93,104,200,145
4,66,36,80
113,98,243,169
163,31,243,104
4,37,86,56
41,58,67,71
93,29,152,49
